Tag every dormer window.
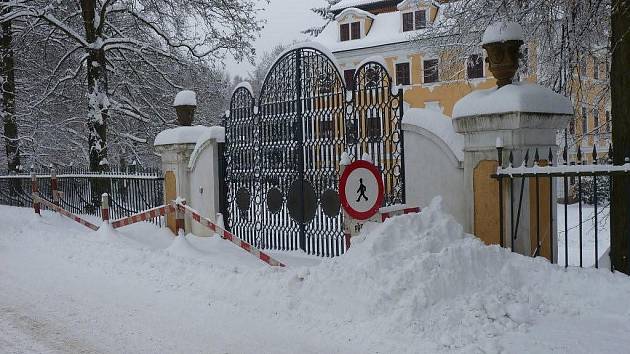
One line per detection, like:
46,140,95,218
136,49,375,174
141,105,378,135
340,22,361,41
402,10,427,32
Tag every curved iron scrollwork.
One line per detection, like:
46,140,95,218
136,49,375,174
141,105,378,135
224,47,405,257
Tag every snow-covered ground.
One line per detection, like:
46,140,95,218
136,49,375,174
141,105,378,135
2,199,630,353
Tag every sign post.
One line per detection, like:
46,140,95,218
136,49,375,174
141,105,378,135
339,159,385,244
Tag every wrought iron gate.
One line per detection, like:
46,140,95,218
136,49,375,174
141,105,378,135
224,47,405,256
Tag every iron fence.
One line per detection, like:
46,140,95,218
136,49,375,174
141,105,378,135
493,143,628,272
0,167,164,225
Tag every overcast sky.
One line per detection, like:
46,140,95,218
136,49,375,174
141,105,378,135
224,0,325,77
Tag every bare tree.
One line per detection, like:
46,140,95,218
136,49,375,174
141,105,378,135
1,0,264,172
0,1,19,173
248,43,289,96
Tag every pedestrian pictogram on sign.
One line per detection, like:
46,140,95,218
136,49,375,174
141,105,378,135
339,160,384,220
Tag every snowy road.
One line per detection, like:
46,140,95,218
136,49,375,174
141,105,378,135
2,202,630,353
0,209,352,354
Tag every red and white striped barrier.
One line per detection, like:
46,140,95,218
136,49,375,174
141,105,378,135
176,203,285,267
111,204,176,229
380,206,421,222
37,197,99,231
31,173,41,215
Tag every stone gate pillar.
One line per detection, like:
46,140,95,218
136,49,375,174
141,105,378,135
451,22,573,260
153,90,226,235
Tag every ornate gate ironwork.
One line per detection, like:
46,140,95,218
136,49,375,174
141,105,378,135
224,47,405,257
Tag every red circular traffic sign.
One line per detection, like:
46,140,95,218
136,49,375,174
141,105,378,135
339,160,384,220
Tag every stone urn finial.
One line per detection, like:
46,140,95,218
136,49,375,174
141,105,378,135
173,90,197,126
482,22,524,88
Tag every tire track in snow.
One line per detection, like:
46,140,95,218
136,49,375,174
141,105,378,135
0,305,101,354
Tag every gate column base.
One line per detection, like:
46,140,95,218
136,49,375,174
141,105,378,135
154,125,225,236
453,90,572,260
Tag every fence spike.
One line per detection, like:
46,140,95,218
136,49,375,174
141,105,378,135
548,147,553,166
523,149,530,167
577,145,582,162
509,150,514,167
592,144,598,163
534,148,540,164
608,144,613,164
562,145,568,164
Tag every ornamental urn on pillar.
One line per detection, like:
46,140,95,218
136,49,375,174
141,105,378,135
173,90,197,126
481,21,524,88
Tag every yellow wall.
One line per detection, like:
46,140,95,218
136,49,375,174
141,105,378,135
164,171,176,234
373,52,497,116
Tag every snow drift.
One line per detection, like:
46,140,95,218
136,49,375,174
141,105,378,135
1,199,630,353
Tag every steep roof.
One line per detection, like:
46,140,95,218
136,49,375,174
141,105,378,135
331,0,400,13
317,3,452,53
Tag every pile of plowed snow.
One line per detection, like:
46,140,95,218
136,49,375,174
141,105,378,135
281,198,630,352
2,198,630,353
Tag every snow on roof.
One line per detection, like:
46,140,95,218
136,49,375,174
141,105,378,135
331,0,391,11
154,125,224,146
402,108,464,162
336,7,376,20
452,83,574,118
173,90,197,106
481,22,524,45
316,3,453,53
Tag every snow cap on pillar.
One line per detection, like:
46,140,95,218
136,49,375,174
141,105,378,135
173,90,197,126
482,21,524,88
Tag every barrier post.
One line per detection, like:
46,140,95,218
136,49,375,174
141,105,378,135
175,199,186,235
101,193,110,223
31,172,40,216
51,167,59,206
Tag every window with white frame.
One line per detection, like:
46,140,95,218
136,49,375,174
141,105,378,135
395,62,410,86
423,58,439,83
340,22,361,41
467,54,484,79
402,10,427,32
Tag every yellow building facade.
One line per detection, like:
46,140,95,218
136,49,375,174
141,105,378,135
315,0,610,157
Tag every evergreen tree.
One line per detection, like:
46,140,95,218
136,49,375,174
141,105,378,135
303,0,342,37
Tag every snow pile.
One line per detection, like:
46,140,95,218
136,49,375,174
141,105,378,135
2,202,630,353
173,90,197,106
290,198,630,351
452,82,574,118
482,21,524,45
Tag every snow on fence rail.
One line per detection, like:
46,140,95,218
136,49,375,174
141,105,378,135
492,143,626,272
0,169,164,226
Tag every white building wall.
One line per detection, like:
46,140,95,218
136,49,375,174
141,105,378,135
403,123,466,227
